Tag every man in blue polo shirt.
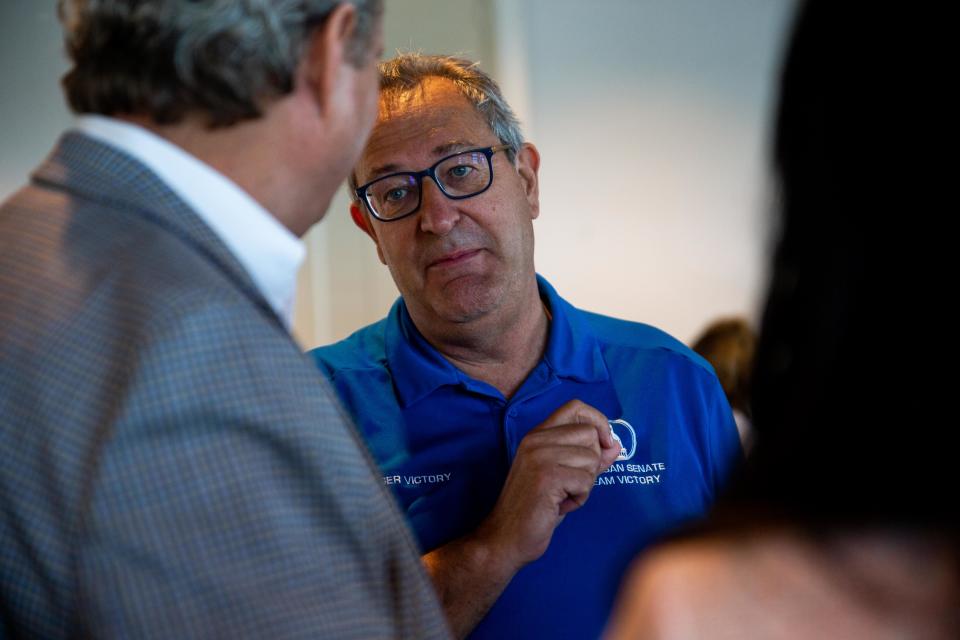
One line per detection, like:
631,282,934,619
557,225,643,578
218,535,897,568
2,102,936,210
310,53,741,639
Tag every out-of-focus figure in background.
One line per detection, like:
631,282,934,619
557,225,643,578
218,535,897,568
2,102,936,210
605,0,959,638
691,317,756,450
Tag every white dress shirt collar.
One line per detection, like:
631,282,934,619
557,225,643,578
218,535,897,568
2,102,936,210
73,115,305,328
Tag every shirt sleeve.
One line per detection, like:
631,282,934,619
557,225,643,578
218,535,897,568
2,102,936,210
700,369,744,497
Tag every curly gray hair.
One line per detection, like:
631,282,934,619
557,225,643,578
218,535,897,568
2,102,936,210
59,0,383,127
350,53,526,198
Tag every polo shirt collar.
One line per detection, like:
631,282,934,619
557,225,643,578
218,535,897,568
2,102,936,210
385,274,609,408
386,299,462,407
536,275,609,384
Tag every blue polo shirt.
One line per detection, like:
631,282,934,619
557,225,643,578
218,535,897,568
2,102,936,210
310,276,740,639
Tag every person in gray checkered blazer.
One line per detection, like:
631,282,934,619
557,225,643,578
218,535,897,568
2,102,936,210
0,1,448,638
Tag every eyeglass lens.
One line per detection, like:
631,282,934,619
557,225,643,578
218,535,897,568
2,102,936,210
366,150,493,220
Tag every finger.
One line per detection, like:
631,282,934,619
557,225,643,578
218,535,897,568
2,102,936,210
559,495,584,516
541,464,596,498
525,444,602,474
538,399,613,450
599,431,622,469
541,420,618,474
550,467,596,515
522,423,604,454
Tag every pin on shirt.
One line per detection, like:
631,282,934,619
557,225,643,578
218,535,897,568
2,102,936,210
608,418,637,461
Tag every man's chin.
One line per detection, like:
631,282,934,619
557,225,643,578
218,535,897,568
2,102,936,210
430,277,502,325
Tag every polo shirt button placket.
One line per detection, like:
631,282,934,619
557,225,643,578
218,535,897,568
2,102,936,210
503,406,522,460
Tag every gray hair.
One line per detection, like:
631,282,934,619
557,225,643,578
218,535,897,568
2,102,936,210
58,0,383,127
350,53,525,198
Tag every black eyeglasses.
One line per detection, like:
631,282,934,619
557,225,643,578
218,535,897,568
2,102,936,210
356,144,513,222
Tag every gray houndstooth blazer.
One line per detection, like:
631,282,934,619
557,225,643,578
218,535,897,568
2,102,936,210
0,132,449,639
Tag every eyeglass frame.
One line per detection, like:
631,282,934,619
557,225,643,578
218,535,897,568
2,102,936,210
355,144,514,222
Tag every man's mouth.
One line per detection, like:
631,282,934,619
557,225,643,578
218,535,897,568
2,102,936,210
427,248,482,269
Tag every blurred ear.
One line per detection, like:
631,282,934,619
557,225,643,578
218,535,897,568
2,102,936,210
515,143,541,220
349,202,387,265
301,3,359,117
349,202,372,235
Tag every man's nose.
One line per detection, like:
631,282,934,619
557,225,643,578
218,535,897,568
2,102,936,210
418,177,460,236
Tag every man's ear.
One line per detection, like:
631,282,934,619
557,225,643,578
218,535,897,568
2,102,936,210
301,3,359,117
349,202,372,235
516,143,541,220
350,202,387,265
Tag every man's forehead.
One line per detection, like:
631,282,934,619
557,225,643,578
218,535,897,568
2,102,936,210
378,76,468,117
373,78,487,140
359,77,494,177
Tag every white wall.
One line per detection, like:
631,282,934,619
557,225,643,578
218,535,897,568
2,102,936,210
0,1,796,348
0,2,72,198
497,0,796,342
299,0,797,348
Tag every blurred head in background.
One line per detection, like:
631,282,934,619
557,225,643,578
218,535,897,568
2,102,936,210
691,317,756,448
733,0,953,530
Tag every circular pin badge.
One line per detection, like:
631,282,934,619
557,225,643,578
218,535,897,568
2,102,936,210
608,418,637,461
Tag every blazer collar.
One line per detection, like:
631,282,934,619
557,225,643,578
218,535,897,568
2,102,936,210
31,131,282,329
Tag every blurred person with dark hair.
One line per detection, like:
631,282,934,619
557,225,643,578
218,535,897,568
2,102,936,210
605,1,959,638
0,1,449,638
691,317,756,449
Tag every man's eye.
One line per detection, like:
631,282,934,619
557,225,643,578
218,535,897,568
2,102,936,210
385,188,409,202
448,165,474,179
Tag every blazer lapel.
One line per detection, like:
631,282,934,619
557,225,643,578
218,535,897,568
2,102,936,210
31,131,284,331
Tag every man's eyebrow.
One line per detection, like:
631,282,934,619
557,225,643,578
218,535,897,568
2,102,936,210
432,141,480,156
366,162,401,180
364,141,484,183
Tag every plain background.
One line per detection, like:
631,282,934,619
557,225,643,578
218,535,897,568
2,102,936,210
0,0,797,348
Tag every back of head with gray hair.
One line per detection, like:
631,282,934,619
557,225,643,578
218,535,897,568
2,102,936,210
349,52,525,197
58,0,383,127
